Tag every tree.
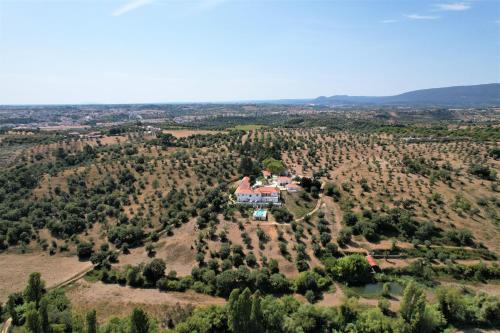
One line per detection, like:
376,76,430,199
39,297,50,333
228,288,252,333
250,291,265,333
329,255,372,285
399,281,426,332
145,243,156,257
86,309,97,333
25,302,42,333
468,164,496,181
262,158,285,175
239,157,255,176
421,304,446,333
126,266,144,287
77,242,94,260
24,272,45,305
130,308,150,333
157,133,176,147
142,259,166,285
268,259,279,274
337,227,352,246
7,292,24,325
228,289,241,332
295,271,319,294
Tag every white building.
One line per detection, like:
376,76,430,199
276,176,292,186
286,183,302,192
235,177,280,204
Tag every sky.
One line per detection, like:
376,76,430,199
0,0,499,104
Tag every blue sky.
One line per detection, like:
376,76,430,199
0,0,498,104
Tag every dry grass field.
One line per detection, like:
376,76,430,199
0,252,91,302
65,280,225,323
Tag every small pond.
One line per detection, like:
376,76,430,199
348,282,403,298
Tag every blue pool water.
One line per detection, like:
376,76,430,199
254,209,267,218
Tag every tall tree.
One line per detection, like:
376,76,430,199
228,288,253,333
25,302,42,333
227,288,241,332
39,297,50,333
130,308,149,333
400,281,426,332
250,291,265,333
24,272,45,305
238,288,253,333
86,309,97,333
239,157,255,176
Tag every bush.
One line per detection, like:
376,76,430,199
142,259,166,285
338,227,352,246
469,164,496,180
76,242,93,260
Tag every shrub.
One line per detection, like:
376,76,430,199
76,242,93,260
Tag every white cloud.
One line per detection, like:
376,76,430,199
112,0,154,17
381,19,398,24
405,14,440,20
435,2,471,11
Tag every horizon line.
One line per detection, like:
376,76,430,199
0,82,497,107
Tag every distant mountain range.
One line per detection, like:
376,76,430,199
257,83,500,107
310,83,500,107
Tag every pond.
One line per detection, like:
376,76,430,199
348,282,404,298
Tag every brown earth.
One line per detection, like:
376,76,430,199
0,252,91,302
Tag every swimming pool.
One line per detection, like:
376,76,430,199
253,209,267,219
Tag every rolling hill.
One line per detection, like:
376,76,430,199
312,83,500,106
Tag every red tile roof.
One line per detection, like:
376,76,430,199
255,186,279,194
235,177,254,194
366,255,378,267
235,177,278,195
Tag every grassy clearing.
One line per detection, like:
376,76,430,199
232,124,267,131
283,191,317,219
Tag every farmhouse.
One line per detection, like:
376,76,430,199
286,183,302,192
277,176,292,186
235,176,280,204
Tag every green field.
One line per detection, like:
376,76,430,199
232,124,267,130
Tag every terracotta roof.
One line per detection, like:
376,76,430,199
366,255,378,267
235,177,253,194
286,183,301,189
235,177,279,196
235,187,254,195
255,186,279,194
278,176,292,180
262,170,271,177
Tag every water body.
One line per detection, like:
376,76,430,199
349,282,403,298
